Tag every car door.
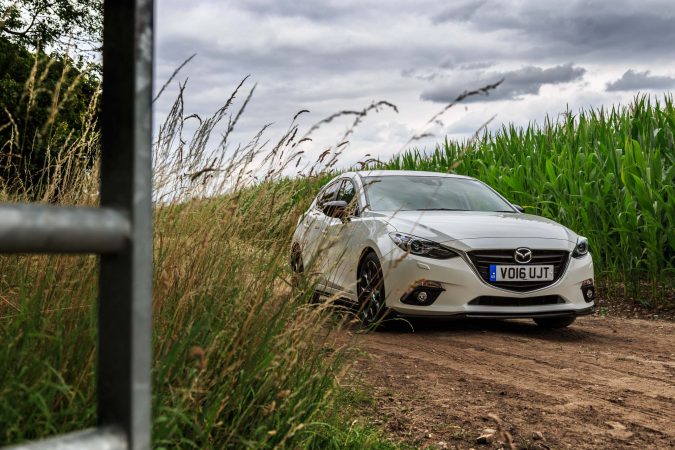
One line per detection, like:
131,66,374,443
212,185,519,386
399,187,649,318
321,177,362,294
302,180,340,275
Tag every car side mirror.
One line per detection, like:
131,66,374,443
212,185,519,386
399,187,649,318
514,204,525,213
322,200,348,219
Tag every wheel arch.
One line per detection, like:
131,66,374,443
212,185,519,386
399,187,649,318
357,246,378,277
356,244,387,295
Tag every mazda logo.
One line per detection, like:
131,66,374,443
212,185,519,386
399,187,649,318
514,247,533,264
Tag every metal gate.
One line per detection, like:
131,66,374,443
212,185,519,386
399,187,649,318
2,1,154,448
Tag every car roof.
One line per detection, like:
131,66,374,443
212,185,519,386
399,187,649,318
340,170,475,180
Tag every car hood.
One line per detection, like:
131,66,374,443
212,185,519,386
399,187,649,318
372,210,576,243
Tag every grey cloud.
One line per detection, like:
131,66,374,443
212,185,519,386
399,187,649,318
433,1,675,62
400,68,415,77
401,61,495,82
432,0,486,24
237,0,351,21
401,68,439,81
606,69,675,92
440,58,456,69
459,61,494,71
420,64,586,103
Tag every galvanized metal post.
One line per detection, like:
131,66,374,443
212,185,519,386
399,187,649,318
99,0,154,449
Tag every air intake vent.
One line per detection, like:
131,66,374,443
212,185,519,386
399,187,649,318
469,295,565,306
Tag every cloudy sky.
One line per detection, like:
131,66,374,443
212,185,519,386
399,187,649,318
155,0,675,170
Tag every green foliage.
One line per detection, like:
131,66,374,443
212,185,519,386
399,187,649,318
0,181,398,448
0,77,396,448
0,0,102,55
0,255,98,441
305,386,408,450
0,36,99,198
383,96,674,301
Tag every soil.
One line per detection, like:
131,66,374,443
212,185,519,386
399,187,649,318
593,290,675,321
341,315,675,449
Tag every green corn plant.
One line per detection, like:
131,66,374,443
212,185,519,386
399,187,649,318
383,95,674,305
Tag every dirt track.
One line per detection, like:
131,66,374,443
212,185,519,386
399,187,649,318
343,316,675,449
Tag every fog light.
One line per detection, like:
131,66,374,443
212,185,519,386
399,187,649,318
400,281,445,306
581,280,595,303
416,290,429,304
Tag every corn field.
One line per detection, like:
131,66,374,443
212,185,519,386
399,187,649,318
384,96,674,302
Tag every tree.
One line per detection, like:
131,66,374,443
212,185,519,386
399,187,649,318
0,35,100,199
0,1,102,199
0,0,102,57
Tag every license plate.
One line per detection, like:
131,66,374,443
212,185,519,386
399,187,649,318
489,265,554,282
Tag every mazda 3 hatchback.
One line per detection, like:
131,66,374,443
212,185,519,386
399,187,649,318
291,170,595,328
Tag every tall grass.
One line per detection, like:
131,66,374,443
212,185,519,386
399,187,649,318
0,59,398,448
384,96,674,303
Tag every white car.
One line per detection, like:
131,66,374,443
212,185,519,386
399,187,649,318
291,170,595,328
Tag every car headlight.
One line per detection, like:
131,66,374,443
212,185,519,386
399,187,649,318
572,236,589,258
388,232,459,259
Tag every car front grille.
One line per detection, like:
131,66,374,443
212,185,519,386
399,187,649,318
467,249,570,292
468,295,565,306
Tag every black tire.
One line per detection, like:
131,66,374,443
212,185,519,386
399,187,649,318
291,245,320,303
291,244,303,271
533,316,576,328
356,252,389,328
290,245,305,291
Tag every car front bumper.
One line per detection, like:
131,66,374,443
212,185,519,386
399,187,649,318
381,247,595,318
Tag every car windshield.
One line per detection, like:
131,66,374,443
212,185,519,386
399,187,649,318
363,175,515,212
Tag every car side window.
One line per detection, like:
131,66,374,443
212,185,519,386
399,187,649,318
316,181,341,211
336,179,359,216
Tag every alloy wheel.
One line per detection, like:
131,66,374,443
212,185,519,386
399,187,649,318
357,257,385,325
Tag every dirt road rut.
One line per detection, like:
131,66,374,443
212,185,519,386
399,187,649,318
345,316,675,449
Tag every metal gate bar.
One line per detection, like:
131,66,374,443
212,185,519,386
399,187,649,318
6,428,127,450
2,0,154,449
0,205,130,253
